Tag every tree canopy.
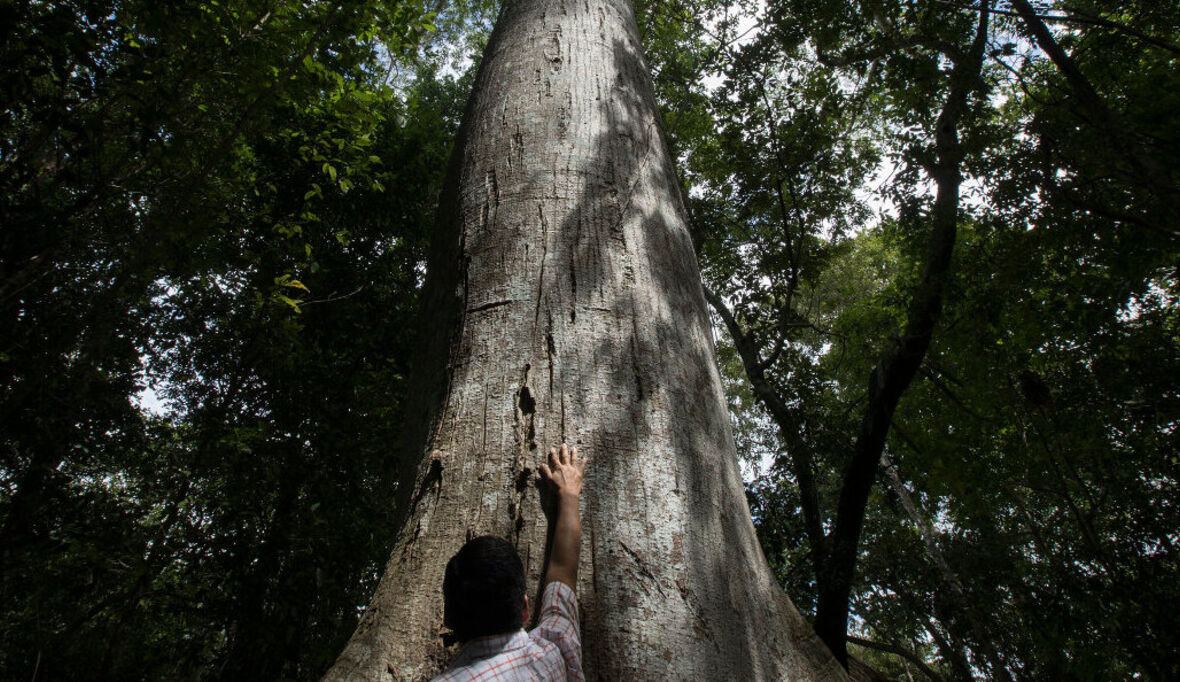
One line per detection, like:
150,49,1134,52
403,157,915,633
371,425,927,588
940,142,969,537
1,0,1176,679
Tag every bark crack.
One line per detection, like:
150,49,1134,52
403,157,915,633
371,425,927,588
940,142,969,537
482,380,490,451
510,362,534,571
533,203,549,335
618,540,665,597
514,364,537,462
467,299,515,314
544,25,562,71
589,524,600,596
675,578,713,642
480,169,499,234
401,451,446,565
518,386,536,446
568,252,577,323
510,127,523,167
545,314,556,396
630,328,645,401
510,467,531,546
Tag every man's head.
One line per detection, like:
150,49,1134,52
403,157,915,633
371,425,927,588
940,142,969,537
443,535,527,642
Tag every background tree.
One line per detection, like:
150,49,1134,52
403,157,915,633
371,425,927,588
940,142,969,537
638,0,1179,677
0,1,461,678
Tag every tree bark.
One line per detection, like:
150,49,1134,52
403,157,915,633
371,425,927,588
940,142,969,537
322,0,846,679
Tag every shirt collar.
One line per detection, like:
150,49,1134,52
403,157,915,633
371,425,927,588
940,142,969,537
451,629,531,667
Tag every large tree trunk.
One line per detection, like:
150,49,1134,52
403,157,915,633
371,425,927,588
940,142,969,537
322,0,845,680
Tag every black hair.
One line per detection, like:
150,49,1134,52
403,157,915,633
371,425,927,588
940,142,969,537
443,535,526,642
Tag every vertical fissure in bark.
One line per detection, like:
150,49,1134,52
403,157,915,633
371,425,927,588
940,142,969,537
534,203,549,331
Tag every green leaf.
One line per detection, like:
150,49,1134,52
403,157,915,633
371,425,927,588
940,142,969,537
276,294,303,313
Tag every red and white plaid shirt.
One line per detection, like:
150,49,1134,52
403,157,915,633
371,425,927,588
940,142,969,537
433,581,584,682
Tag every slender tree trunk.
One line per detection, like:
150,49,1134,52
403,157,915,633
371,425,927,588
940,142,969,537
813,4,990,665
703,286,827,583
0,447,59,560
323,0,846,679
919,614,972,682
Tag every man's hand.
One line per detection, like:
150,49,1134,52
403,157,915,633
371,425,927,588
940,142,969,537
539,443,586,498
539,443,585,590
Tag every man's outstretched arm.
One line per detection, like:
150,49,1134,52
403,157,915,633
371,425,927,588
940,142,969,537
539,443,586,590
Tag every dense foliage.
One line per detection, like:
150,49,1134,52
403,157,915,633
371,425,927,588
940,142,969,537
636,0,1178,678
1,0,1176,679
0,0,468,677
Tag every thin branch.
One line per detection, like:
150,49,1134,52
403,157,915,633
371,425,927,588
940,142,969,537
299,285,367,307
703,284,827,575
1007,0,1180,235
817,34,929,67
920,365,993,421
847,635,945,682
930,0,1180,56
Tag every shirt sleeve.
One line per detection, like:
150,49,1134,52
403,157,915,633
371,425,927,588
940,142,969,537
533,581,584,681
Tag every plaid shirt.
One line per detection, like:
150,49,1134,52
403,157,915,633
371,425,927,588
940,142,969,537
433,581,584,682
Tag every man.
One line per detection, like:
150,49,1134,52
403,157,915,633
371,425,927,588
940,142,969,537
432,444,587,681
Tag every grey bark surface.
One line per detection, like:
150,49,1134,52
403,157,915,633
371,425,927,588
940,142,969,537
322,0,847,680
